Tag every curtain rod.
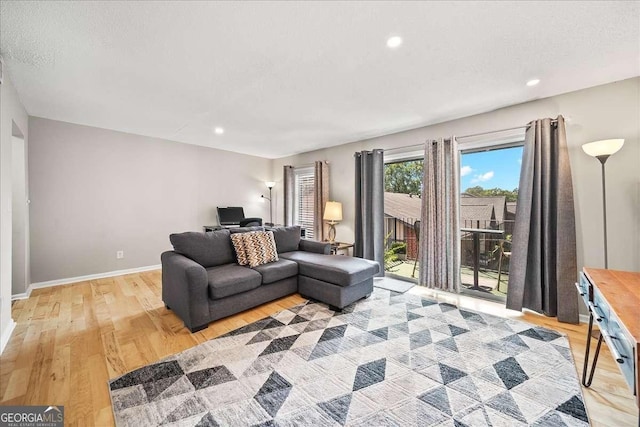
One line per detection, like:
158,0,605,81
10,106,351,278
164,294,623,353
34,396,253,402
286,161,329,169
383,119,559,153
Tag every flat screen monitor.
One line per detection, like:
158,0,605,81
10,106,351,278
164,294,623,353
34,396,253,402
217,207,245,226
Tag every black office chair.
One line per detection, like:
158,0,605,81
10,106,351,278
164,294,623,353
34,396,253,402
239,217,263,227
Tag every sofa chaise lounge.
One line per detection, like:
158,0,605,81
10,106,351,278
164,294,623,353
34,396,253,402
161,226,380,332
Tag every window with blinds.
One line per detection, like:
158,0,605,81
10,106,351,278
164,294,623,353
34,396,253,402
294,168,315,239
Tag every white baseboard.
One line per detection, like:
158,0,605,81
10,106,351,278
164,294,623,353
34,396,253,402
11,291,29,300
579,313,590,324
1,319,17,354
11,264,162,300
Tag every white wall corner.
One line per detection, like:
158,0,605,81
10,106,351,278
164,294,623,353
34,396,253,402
0,318,16,354
11,289,30,301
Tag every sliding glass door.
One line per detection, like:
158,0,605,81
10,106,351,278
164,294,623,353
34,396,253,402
458,145,523,301
383,158,423,280
383,140,524,303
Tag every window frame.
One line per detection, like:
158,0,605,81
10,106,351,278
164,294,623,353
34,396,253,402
293,166,315,239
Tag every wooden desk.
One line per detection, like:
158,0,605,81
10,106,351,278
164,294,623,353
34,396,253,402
578,267,640,409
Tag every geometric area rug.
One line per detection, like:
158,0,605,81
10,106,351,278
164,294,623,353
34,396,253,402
109,289,589,426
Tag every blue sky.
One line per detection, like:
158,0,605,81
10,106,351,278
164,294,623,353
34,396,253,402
460,146,523,191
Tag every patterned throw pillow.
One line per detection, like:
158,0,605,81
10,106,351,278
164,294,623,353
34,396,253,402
244,231,279,268
230,231,278,267
230,233,249,266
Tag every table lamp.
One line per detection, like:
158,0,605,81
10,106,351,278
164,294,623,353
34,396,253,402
581,138,624,268
323,201,342,243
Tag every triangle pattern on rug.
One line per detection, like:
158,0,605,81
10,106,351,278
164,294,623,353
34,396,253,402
288,314,311,325
254,371,292,417
407,312,423,322
418,385,452,416
318,394,352,425
370,327,389,341
353,358,386,391
259,334,300,357
556,395,589,423
194,412,220,427
109,288,589,427
318,324,348,342
142,374,183,401
493,357,529,390
162,395,209,424
247,330,275,345
439,363,467,385
485,391,527,423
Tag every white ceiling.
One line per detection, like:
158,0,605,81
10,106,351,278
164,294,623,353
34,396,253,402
1,1,639,159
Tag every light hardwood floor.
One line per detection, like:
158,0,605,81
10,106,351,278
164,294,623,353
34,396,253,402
1,270,637,426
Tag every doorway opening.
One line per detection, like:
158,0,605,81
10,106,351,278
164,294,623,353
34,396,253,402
12,133,29,296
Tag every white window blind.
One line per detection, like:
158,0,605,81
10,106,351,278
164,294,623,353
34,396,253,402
294,168,315,239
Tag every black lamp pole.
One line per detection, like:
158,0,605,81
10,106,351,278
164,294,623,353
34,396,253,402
262,183,275,226
596,155,610,269
582,139,624,269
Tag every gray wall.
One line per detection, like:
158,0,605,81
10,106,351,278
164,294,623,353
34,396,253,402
272,77,640,273
28,118,273,283
1,73,29,348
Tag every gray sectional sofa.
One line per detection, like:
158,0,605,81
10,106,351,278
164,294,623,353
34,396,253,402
161,226,380,332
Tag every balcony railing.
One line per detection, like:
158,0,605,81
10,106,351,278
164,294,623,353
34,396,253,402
384,217,514,298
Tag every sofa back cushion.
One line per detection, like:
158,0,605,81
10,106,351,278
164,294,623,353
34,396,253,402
269,226,301,253
169,229,234,268
228,226,265,234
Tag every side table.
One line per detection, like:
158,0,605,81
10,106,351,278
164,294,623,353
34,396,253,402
330,242,354,256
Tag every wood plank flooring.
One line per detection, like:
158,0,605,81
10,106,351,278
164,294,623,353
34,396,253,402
1,270,637,426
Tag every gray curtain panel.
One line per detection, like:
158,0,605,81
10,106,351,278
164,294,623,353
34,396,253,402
419,137,461,292
313,161,330,241
283,165,295,226
506,116,579,323
354,149,385,276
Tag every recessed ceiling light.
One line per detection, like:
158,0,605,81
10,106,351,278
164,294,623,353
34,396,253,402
526,79,540,87
386,36,403,49
214,127,224,135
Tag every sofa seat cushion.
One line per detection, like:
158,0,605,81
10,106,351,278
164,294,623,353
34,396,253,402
279,252,380,287
206,264,262,299
252,259,298,284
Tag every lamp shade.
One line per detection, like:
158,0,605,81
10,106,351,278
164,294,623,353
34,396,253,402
582,139,624,157
265,181,276,189
323,201,343,222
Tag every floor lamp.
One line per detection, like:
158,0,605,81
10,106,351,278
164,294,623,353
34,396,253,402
261,181,275,226
581,139,624,269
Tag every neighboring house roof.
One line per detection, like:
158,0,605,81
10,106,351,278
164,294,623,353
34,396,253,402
384,192,421,225
460,205,495,226
385,192,508,228
460,196,506,222
506,202,517,215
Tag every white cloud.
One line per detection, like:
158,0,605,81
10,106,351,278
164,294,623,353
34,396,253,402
460,165,473,176
471,171,494,183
